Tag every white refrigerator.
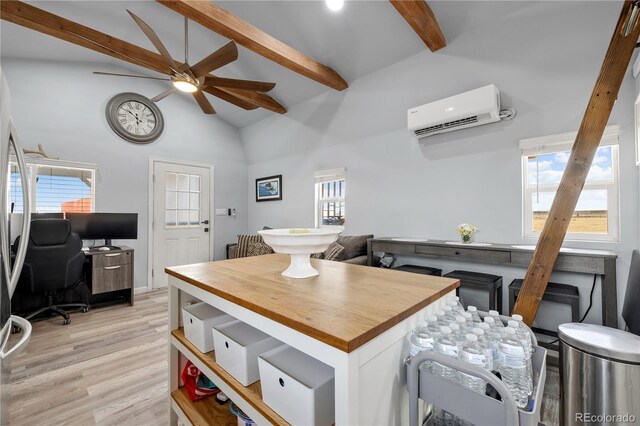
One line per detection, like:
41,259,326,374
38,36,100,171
0,67,33,425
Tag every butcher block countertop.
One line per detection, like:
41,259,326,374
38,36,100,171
166,254,459,352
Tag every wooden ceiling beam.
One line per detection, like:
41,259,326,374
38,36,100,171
512,0,640,326
389,0,446,52
156,0,348,91
0,0,286,113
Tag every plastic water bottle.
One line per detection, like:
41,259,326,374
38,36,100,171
442,305,458,322
488,310,505,328
454,315,468,333
462,312,474,327
496,327,530,409
480,321,502,365
458,334,490,395
510,315,533,356
466,306,482,324
471,327,494,370
449,296,465,314
433,326,459,383
409,324,435,374
431,326,461,426
425,315,444,336
448,322,465,348
507,320,533,398
435,310,450,327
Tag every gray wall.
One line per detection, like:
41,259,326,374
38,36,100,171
241,2,639,327
3,58,248,289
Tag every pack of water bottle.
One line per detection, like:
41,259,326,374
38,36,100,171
408,296,537,426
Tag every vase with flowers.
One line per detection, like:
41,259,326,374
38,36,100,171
457,223,478,244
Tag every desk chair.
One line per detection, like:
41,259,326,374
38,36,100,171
13,219,88,325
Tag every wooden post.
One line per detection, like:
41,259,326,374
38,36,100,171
513,0,640,326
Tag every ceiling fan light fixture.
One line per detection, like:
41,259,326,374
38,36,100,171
173,79,198,93
326,0,344,12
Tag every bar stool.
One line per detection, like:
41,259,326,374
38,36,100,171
393,264,442,276
509,279,580,346
443,270,503,314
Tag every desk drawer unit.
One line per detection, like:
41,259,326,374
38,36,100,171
91,250,134,295
415,245,511,263
93,251,133,268
92,263,133,294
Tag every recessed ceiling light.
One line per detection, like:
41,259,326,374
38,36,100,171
326,0,344,12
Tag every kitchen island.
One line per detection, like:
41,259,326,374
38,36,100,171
166,254,458,425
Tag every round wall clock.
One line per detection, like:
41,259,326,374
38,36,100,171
105,92,164,144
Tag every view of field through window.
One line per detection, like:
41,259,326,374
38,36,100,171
532,211,608,233
526,145,613,235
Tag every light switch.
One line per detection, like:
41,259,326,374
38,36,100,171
215,208,228,216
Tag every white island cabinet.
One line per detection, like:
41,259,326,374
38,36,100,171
166,254,458,425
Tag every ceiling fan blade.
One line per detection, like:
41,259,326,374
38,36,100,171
151,87,178,102
203,87,258,110
127,9,180,73
192,91,216,114
190,41,238,78
204,76,275,92
93,71,171,81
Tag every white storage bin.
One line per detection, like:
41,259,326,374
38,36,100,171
182,302,233,353
212,320,282,386
259,345,335,426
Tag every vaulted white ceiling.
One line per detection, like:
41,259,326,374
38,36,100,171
0,1,594,128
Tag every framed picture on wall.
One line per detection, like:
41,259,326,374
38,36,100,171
636,93,640,166
256,174,282,202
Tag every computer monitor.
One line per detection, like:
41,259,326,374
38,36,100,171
66,213,138,248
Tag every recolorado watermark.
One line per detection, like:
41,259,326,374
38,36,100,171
575,413,636,423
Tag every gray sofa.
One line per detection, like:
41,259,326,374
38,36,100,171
226,234,375,266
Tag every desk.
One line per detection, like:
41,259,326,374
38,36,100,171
367,238,618,328
84,246,134,306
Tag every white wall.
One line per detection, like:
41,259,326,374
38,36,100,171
241,2,639,327
2,58,248,289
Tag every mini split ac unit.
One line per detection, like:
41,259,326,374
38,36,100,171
408,84,501,139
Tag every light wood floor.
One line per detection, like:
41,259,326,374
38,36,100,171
7,288,560,426
7,289,169,426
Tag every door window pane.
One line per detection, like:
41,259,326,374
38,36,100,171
165,172,202,228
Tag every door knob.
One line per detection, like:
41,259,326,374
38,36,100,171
201,220,209,225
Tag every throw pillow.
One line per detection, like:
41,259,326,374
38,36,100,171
246,241,274,257
311,252,325,259
323,242,346,261
236,234,264,258
336,234,374,260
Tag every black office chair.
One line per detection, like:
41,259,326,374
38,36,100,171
13,219,88,325
622,250,640,336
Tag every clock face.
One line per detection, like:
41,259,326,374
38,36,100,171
116,100,157,136
106,93,164,144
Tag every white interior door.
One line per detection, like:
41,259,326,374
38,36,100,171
152,161,211,288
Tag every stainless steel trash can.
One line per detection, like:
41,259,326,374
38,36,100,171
559,323,640,425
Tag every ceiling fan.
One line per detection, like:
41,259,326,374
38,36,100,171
94,10,276,114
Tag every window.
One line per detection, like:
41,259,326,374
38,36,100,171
314,168,345,228
164,172,201,228
520,125,620,241
8,158,96,214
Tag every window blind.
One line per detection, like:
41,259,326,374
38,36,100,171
314,168,346,184
519,124,620,156
35,166,93,213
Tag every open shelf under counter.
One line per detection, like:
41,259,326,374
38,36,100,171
171,386,236,426
171,328,290,426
